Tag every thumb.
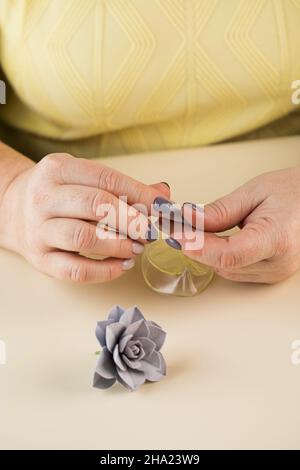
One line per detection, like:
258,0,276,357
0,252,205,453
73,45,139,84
204,184,262,233
179,224,274,270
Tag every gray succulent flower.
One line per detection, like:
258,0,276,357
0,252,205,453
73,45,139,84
93,305,166,391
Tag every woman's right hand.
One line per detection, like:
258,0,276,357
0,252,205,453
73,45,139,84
0,152,169,283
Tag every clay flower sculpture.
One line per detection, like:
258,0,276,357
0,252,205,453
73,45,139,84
93,305,166,391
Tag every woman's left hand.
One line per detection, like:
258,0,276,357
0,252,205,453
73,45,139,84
175,167,300,284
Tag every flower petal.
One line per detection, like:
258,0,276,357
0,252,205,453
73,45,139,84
113,344,127,372
124,319,149,339
138,351,166,382
122,355,142,369
138,337,156,358
95,347,116,379
93,372,116,390
158,352,167,375
106,322,126,353
147,321,166,351
139,362,164,382
120,306,145,327
108,305,125,322
146,349,161,369
95,320,113,347
119,334,133,353
116,367,145,391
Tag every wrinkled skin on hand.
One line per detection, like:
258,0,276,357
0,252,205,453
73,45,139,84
177,167,300,284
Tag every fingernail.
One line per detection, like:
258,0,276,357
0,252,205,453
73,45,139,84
165,238,182,250
122,259,135,270
183,202,203,212
160,181,170,189
146,222,159,242
153,197,173,213
132,242,144,254
153,197,183,223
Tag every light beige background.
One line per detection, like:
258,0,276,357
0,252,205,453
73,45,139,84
0,136,300,450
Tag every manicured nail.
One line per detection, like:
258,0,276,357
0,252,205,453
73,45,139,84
183,202,203,212
165,238,182,250
122,259,135,270
132,242,144,254
146,222,158,242
153,197,173,213
153,197,183,223
160,181,170,189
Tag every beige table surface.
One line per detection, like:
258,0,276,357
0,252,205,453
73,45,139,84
1,136,300,450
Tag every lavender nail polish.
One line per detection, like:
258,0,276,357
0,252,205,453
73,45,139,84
153,197,173,213
153,197,183,224
146,222,159,242
165,238,182,250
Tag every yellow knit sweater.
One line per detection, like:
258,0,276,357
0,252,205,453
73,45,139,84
0,0,300,160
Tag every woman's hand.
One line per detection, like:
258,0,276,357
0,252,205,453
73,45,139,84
176,167,300,284
0,152,169,283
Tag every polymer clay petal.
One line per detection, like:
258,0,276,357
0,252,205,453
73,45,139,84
118,334,133,353
147,321,166,351
95,347,116,379
124,319,149,339
113,344,127,372
122,355,142,370
139,358,164,382
124,340,142,359
108,305,125,322
93,372,116,390
138,337,156,358
120,306,145,327
106,322,126,353
95,320,113,347
117,367,145,391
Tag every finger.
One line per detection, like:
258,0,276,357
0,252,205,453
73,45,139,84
214,270,266,283
46,185,152,242
216,256,299,283
41,218,145,258
43,153,169,210
203,183,263,232
150,182,171,199
176,224,275,269
215,263,283,283
41,251,135,284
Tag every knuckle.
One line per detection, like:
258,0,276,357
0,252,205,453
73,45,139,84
30,184,50,208
97,166,120,192
102,264,114,282
72,224,96,252
207,200,230,224
38,153,67,172
86,191,104,218
67,263,89,283
131,183,145,205
218,250,242,270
